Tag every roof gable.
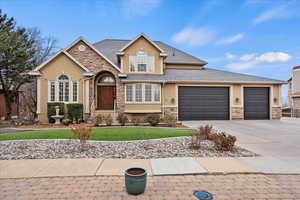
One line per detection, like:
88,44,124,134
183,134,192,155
119,33,165,53
93,40,207,66
65,37,121,72
31,50,92,76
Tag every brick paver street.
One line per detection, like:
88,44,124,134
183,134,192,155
0,174,300,200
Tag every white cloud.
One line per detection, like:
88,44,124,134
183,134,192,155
172,27,216,46
253,5,287,24
225,53,236,59
226,60,260,71
216,33,244,45
226,51,292,71
121,0,160,18
240,54,256,61
256,52,292,62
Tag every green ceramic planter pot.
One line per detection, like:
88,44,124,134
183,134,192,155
125,167,147,195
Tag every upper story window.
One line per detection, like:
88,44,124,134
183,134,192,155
137,51,147,72
129,51,154,73
48,74,78,103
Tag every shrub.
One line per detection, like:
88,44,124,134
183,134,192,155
190,130,202,149
145,115,160,126
163,112,177,127
131,118,142,126
94,114,104,126
70,124,92,151
104,114,113,126
67,103,83,123
47,103,65,123
210,132,236,152
116,112,128,126
62,118,71,126
199,124,213,140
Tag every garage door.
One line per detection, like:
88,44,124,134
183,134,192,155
244,87,269,120
178,86,229,120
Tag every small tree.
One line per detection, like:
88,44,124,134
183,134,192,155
0,10,35,119
0,10,57,120
70,124,92,151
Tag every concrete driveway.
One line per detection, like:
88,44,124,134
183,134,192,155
183,119,300,156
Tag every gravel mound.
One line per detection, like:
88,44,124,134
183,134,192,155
0,137,257,160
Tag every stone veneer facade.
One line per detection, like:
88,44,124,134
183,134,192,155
231,107,244,120
67,41,125,120
291,97,300,117
271,107,282,120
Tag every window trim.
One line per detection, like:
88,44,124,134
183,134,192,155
125,83,161,104
48,74,78,103
129,51,154,73
72,80,78,103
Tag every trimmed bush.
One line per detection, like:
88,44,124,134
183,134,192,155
104,114,113,126
117,112,128,126
131,118,142,126
145,115,160,126
94,114,104,126
210,132,236,152
47,103,65,123
163,112,177,127
67,103,83,123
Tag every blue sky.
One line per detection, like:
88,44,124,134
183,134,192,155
1,0,300,102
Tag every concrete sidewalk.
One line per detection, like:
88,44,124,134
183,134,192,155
2,156,299,179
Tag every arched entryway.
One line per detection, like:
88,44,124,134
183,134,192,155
95,72,116,110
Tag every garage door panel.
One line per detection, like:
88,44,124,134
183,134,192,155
178,86,229,120
244,87,269,120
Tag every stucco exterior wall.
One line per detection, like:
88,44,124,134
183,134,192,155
124,104,161,112
121,37,163,74
37,53,85,123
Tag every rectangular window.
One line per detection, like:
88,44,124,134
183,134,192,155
50,81,55,102
72,81,77,102
135,84,143,102
59,82,64,101
154,84,160,102
126,85,133,102
145,84,152,102
138,64,147,72
125,83,161,103
65,82,69,102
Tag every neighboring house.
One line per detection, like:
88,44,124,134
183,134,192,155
29,33,285,123
286,66,300,117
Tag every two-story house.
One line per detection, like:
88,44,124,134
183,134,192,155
287,66,300,117
30,33,284,123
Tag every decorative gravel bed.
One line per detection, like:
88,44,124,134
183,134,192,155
0,137,258,160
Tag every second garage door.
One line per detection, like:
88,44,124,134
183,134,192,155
244,87,270,120
178,86,230,120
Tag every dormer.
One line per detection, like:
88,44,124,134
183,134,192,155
117,33,167,75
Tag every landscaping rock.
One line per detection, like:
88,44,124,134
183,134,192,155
0,137,257,160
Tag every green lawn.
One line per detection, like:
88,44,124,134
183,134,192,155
0,127,194,141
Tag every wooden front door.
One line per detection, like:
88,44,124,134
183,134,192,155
97,86,115,109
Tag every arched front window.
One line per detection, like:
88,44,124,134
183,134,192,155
97,74,115,85
58,75,69,102
48,74,78,103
